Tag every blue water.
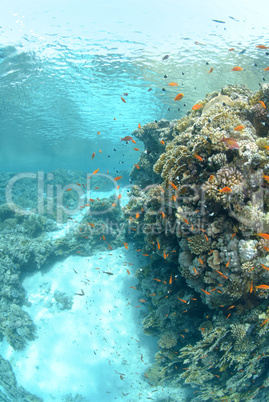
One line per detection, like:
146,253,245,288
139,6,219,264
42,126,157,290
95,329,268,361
0,0,269,172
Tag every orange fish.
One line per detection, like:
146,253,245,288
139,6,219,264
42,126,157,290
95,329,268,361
99,150,102,153
133,148,139,151
169,274,172,285
112,203,117,207
232,66,243,71
261,319,269,326
66,188,72,191
135,213,140,219
220,136,240,149
228,48,235,51
231,233,236,239
261,264,269,271
97,131,100,135
256,45,269,49
177,297,187,303
192,104,203,110
157,240,160,250
250,281,253,293
264,246,269,252
134,164,140,169
263,174,269,183
234,125,244,131
92,152,95,159
127,269,130,275
257,232,269,240
201,288,211,295
219,187,232,193
264,67,269,71
160,140,165,145
121,96,126,103
169,181,178,190
114,176,122,181
194,154,203,162
121,136,135,143
138,123,141,128
256,285,269,289
93,168,99,175
139,299,147,303
208,67,213,73
117,194,121,200
174,93,184,101
116,185,120,189
153,278,161,282
226,259,230,268
209,175,215,182
259,101,266,108
168,82,178,86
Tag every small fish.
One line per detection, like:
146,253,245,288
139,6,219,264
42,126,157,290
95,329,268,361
194,153,203,161
208,67,213,73
117,194,121,200
148,88,152,91
212,19,225,23
259,101,266,108
226,259,230,268
260,318,269,326
264,246,269,252
66,188,72,191
135,213,140,219
153,278,161,282
228,48,235,51
160,140,165,145
263,174,269,183
162,54,169,60
174,93,184,101
97,131,101,135
169,181,178,190
219,186,232,193
192,104,203,110
169,274,172,285
231,233,236,239
75,289,85,296
256,284,269,289
139,299,147,303
232,66,243,71
103,271,114,275
123,93,128,96
201,288,211,295
177,297,187,303
239,49,246,55
121,136,135,143
264,67,269,71
195,41,206,46
220,136,240,149
157,240,160,250
209,175,215,182
92,152,95,159
93,168,99,175
121,96,126,103
250,281,253,293
134,164,140,169
198,258,203,265
133,148,139,151
256,45,269,49
127,269,130,275
168,82,178,86
234,125,245,131
257,232,269,240
114,176,122,181
261,263,269,271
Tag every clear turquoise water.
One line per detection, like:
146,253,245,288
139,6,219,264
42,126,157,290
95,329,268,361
0,0,269,172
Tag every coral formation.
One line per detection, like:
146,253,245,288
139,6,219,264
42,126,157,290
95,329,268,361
125,83,269,400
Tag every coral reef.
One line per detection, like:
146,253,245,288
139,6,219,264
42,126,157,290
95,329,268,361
125,83,269,400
